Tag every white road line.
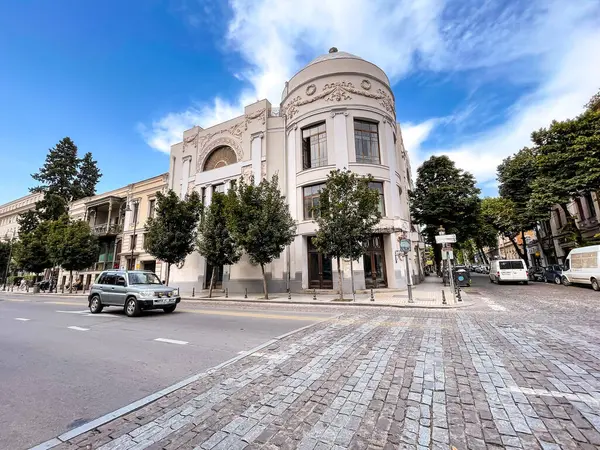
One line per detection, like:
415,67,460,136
15,318,30,321
154,338,188,345
57,310,89,314
68,326,89,332
481,296,507,312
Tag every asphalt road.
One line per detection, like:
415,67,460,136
0,295,335,449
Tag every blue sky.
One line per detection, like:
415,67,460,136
1,0,599,204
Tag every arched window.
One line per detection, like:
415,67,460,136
203,146,237,172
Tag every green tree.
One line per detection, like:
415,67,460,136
409,155,481,267
13,223,52,280
0,241,11,284
225,175,295,299
312,169,381,300
48,217,99,291
73,152,102,200
197,192,241,298
144,190,202,285
480,197,526,260
17,210,40,235
27,137,102,222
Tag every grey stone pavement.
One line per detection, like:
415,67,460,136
36,275,600,449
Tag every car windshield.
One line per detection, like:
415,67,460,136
128,272,162,285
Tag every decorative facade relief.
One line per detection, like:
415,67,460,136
283,81,395,120
261,161,267,180
241,165,253,182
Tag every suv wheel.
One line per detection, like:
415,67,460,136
163,305,177,314
89,295,103,314
592,278,600,292
125,297,141,317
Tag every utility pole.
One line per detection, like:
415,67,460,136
2,230,15,291
399,236,413,303
436,226,456,303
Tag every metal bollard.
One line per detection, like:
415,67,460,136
192,287,195,297
370,288,375,302
287,288,291,300
244,288,248,299
313,289,317,300
456,285,462,302
225,288,228,298
442,290,447,305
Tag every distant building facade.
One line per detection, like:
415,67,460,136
168,48,421,294
57,174,168,288
0,192,41,239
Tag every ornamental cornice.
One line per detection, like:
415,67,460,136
282,80,395,120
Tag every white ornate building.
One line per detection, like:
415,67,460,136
169,48,422,294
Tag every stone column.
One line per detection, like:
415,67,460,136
107,199,113,231
331,110,349,169
180,157,191,199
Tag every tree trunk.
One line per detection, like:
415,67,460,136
478,247,489,265
337,256,343,300
350,258,355,302
260,263,268,299
165,263,171,285
208,265,216,298
521,230,530,267
69,270,73,294
507,235,526,260
534,226,547,266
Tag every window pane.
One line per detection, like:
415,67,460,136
302,122,327,169
499,261,511,270
354,120,380,164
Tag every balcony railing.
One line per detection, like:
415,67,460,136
91,223,122,236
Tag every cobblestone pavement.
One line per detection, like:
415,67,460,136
47,276,600,449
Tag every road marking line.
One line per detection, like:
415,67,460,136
154,338,188,345
481,296,507,312
68,326,89,331
15,318,30,321
56,310,89,314
180,308,330,321
46,301,86,306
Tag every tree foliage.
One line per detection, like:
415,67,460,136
197,192,241,298
225,175,295,299
313,169,381,299
13,222,52,276
48,217,99,272
144,190,202,285
27,137,102,222
409,155,481,266
480,197,526,261
0,241,11,282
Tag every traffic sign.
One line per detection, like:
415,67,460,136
435,234,456,244
399,239,411,253
442,250,454,260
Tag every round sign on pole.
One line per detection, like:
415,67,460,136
399,239,411,253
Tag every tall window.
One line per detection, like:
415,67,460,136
354,120,380,164
201,187,206,207
132,202,139,224
555,208,562,228
302,123,327,169
213,183,225,194
575,198,585,220
585,192,597,218
369,182,385,215
303,183,325,219
148,199,156,219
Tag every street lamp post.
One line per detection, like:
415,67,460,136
2,231,16,291
129,201,138,271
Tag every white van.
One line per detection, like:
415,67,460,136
561,245,600,291
489,259,528,284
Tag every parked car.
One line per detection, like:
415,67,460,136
561,245,600,290
543,264,564,284
528,266,545,282
453,265,471,287
489,259,528,284
88,270,181,317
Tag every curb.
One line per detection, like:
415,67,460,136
29,314,340,450
181,297,474,309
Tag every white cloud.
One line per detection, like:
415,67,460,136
141,0,600,179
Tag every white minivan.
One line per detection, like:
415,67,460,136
561,245,600,291
489,259,529,284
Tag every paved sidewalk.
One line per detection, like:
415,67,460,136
39,310,600,450
3,277,468,309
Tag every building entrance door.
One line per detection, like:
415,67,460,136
205,264,223,289
307,237,333,289
363,234,387,288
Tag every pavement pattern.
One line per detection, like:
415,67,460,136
44,275,600,450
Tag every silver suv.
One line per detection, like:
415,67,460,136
88,270,181,317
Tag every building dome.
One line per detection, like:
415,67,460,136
306,48,364,67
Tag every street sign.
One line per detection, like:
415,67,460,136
442,250,454,260
435,234,456,244
399,239,411,253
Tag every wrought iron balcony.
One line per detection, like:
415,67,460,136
91,223,122,236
